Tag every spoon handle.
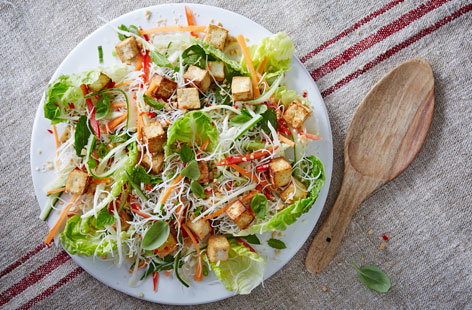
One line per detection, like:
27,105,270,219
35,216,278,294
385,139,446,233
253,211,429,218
305,168,381,273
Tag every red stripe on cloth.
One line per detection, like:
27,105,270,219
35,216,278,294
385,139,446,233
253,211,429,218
300,0,406,63
0,244,47,279
0,251,70,307
321,3,472,98
16,267,84,310
311,0,450,81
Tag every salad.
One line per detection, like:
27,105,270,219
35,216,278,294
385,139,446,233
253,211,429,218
40,7,325,295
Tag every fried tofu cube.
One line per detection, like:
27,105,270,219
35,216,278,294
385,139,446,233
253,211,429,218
207,235,230,263
280,179,308,204
231,76,253,101
187,218,211,241
234,210,254,230
183,65,211,92
65,169,90,195
283,100,312,129
177,88,201,110
143,122,165,154
115,37,140,64
146,74,178,100
155,233,178,258
207,61,225,82
141,152,165,174
204,24,229,50
269,157,292,187
226,200,246,221
87,73,111,92
197,161,212,183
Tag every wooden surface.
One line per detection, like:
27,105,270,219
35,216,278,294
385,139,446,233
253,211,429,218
306,58,435,273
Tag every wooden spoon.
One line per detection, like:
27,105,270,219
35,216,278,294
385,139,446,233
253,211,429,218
306,58,434,273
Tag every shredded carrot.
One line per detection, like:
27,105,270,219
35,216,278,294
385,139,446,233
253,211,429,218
165,270,171,277
141,25,207,35
159,175,184,205
300,132,322,141
201,205,230,221
110,102,126,109
229,164,271,187
47,187,65,195
236,35,261,98
181,223,203,281
130,207,152,219
137,112,144,142
278,133,295,147
108,112,127,131
241,190,258,203
200,139,210,152
93,178,112,184
44,194,80,244
135,54,143,71
52,125,60,149
114,81,132,88
185,6,199,38
257,56,268,74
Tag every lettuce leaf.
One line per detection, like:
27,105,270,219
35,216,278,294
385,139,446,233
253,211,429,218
209,240,264,294
238,155,325,235
191,38,245,73
60,215,116,256
165,111,219,156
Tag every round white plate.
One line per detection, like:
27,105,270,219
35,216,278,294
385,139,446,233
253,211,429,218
30,3,333,305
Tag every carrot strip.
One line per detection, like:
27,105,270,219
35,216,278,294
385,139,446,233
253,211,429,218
278,133,295,147
47,187,65,195
93,178,112,184
110,102,126,109
241,190,258,203
200,139,210,152
52,125,60,149
181,223,203,281
137,111,143,142
257,56,268,74
108,112,127,131
44,194,80,244
185,6,199,38
216,146,278,166
236,35,261,98
141,25,206,35
159,175,184,205
229,164,271,187
201,205,230,221
114,81,132,88
300,132,322,140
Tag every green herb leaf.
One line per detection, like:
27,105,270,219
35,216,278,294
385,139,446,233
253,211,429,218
180,160,200,181
241,235,261,245
150,50,173,68
182,45,207,68
141,255,175,280
97,45,103,64
96,207,116,227
214,86,232,105
109,133,130,143
193,206,203,216
95,94,112,120
142,221,170,250
74,115,92,157
143,94,166,109
190,180,207,198
353,265,392,293
117,24,139,41
96,143,109,158
250,193,267,219
231,109,252,124
87,157,97,169
130,165,161,186
267,238,286,249
179,144,195,163
260,108,278,133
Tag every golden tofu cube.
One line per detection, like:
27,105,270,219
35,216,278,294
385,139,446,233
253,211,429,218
87,73,111,92
143,122,165,154
187,218,211,241
207,61,225,82
183,65,211,92
65,169,90,195
283,100,312,129
177,88,201,110
234,210,254,230
146,74,178,100
204,24,229,50
155,233,178,258
141,152,165,175
115,37,140,64
197,161,212,183
231,76,253,101
226,200,246,221
269,157,292,187
280,179,308,204
207,235,230,263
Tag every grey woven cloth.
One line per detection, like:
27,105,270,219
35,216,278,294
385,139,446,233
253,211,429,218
1,0,471,309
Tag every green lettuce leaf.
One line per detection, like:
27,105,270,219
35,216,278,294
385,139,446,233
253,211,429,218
274,86,310,107
165,111,219,156
209,240,264,294
60,215,116,256
238,155,325,235
191,38,245,73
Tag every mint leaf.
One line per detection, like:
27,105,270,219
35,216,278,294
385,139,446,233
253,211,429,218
190,180,207,198
180,160,200,181
267,238,286,249
74,115,92,157
179,144,195,163
353,265,392,293
250,193,267,219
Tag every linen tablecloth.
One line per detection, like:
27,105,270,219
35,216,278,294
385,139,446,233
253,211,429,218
1,0,471,309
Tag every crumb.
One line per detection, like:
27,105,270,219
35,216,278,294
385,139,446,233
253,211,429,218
379,242,387,250
322,286,329,292
145,10,151,20
356,30,361,36
203,97,209,103
137,292,144,298
304,17,308,22
360,257,365,261
217,22,223,27
271,232,277,238
173,17,179,24
367,229,374,235
337,261,343,265
35,167,40,171
274,249,280,255
210,19,215,23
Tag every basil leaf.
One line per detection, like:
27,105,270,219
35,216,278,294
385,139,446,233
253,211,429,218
109,133,130,143
250,193,267,219
182,45,207,68
214,86,231,105
179,144,194,163
260,108,278,133
95,93,112,120
190,181,207,198
353,265,392,293
142,221,170,250
117,24,140,41
130,165,161,185
267,238,286,249
241,234,260,245
97,143,109,158
96,207,115,227
180,160,200,181
150,50,173,68
143,94,166,109
231,109,252,124
74,115,92,157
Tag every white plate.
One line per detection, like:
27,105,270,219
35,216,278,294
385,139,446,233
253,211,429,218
30,3,333,305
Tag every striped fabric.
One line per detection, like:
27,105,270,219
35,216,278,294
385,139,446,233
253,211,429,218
1,0,471,309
